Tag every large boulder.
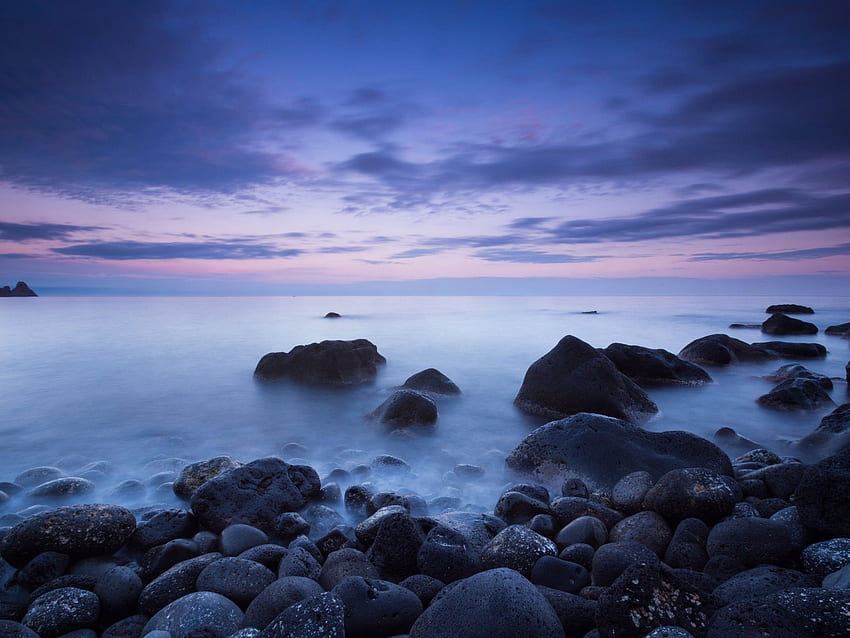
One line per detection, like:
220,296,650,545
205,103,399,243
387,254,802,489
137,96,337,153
678,334,774,366
765,364,832,389
514,335,658,423
762,313,818,335
367,389,438,428
825,322,850,336
642,467,741,524
505,412,732,491
254,339,385,385
753,341,827,359
793,447,850,536
765,303,814,314
401,368,461,395
408,568,565,638
796,403,850,456
601,343,712,386
190,457,320,533
757,378,835,411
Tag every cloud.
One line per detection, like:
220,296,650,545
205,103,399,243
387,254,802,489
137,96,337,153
689,243,850,262
53,240,303,260
473,248,603,263
316,246,368,254
0,221,104,241
390,247,445,259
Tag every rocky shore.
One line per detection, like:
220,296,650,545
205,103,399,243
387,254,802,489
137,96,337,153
2,303,849,637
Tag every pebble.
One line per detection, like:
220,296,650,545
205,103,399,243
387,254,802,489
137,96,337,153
22,587,100,637
142,590,243,637
480,524,557,578
196,557,276,607
242,576,323,629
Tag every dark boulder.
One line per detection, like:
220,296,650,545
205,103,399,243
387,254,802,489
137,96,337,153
22,587,99,637
801,538,850,579
514,335,658,423
332,576,422,638
753,341,827,359
426,511,506,554
643,468,742,524
765,363,832,389
138,552,222,616
173,456,242,499
196,557,276,608
611,471,655,514
142,591,243,637
762,313,818,335
713,565,817,606
324,312,341,318
766,303,814,314
319,548,379,590
536,585,597,636
678,334,774,366
601,343,712,386
664,518,710,571
825,321,850,336
243,576,323,629
367,389,438,428
506,412,732,491
0,282,37,297
529,555,590,593
706,518,794,568
258,591,345,637
254,339,385,385
757,378,835,411
0,504,136,568
591,541,660,587
401,368,461,395
480,525,557,578
0,621,39,637
417,525,482,583
365,509,425,582
408,568,565,638
190,457,320,533
609,511,672,556
130,508,197,549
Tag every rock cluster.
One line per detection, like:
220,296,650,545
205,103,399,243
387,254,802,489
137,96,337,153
0,281,37,297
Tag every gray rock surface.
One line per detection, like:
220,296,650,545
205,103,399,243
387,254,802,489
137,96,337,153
254,339,385,385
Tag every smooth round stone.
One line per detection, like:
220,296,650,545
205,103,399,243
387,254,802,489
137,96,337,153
494,490,550,525
108,479,146,500
398,574,444,607
243,576,324,629
139,552,222,616
219,523,268,556
558,543,595,570
22,587,100,637
555,515,607,549
101,613,149,638
591,541,659,587
801,538,850,579
370,454,411,474
332,576,423,638
770,506,810,549
417,525,482,584
706,518,794,567
0,620,40,637
94,565,143,621
529,555,590,593
237,543,289,570
610,471,654,514
529,513,557,537
642,467,741,524
197,557,276,608
26,477,95,499
664,518,710,571
131,508,197,549
278,546,322,580
14,467,63,487
143,591,243,637
319,548,379,590
142,538,200,579
259,591,346,637
609,510,672,556
480,525,557,578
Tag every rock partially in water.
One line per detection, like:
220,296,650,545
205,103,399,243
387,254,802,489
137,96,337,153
766,303,814,314
825,321,850,336
765,363,832,389
367,389,438,429
678,333,774,366
505,412,732,491
514,335,658,423
757,378,835,411
401,368,461,395
796,403,850,455
794,447,850,536
173,456,242,500
601,342,712,386
753,341,827,359
254,339,386,385
762,313,818,335
26,477,95,500
0,281,37,297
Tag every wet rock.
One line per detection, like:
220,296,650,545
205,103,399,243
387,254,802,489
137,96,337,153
243,576,323,629
591,540,659,587
493,490,550,525
793,447,850,536
0,504,136,568
408,567,565,638
514,335,658,423
319,548,379,590
766,303,814,314
678,334,774,366
757,377,835,411
94,565,143,621
713,427,763,457
417,525,482,583
138,552,222,616
278,546,322,580
762,313,818,335
197,557,276,608
22,587,100,637
13,466,63,487
332,576,423,638
190,457,320,533
766,363,833,389
601,342,712,386
220,523,269,556
401,368,461,395
480,525,557,578
596,562,719,638
643,467,741,524
254,339,386,385
173,456,242,499
755,341,828,359
555,515,608,549
427,511,506,554
664,518,710,571
507,412,732,491
131,508,197,549
826,321,850,336
258,591,345,637
801,538,850,579
368,389,438,428
536,585,597,636
706,518,794,567
142,591,243,637
713,565,817,606
26,477,95,499
611,471,654,515
529,555,589,593
797,403,850,455
365,509,425,582
609,510,672,556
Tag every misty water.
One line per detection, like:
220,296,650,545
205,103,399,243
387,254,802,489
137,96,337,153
1,295,848,513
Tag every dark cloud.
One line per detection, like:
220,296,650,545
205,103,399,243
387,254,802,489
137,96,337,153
474,248,603,263
53,240,303,260
689,243,850,262
345,87,389,106
331,113,407,141
0,221,104,241
316,246,368,254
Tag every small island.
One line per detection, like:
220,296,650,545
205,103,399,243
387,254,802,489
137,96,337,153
0,281,37,297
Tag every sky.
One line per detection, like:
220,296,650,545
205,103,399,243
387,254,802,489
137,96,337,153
1,0,849,295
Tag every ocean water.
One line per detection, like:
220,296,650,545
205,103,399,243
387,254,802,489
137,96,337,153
1,295,848,511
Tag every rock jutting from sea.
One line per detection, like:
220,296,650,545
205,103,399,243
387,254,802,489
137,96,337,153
0,281,37,297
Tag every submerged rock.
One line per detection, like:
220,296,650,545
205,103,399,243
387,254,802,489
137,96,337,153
505,412,732,490
762,313,818,335
678,334,774,366
765,303,814,314
368,389,438,429
757,378,835,411
601,342,712,386
401,368,461,395
514,335,658,423
765,364,832,389
753,341,827,359
254,339,385,385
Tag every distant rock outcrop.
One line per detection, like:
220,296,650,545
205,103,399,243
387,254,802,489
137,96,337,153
678,334,774,366
765,303,814,314
0,281,37,297
761,313,818,335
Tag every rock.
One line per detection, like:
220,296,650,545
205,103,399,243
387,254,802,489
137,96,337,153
14,466,63,487
826,321,850,336
15,551,70,589
0,505,135,568
706,587,850,637
739,462,807,500
142,538,199,579
427,511,506,554
190,457,320,533
238,544,288,570
801,538,850,579
220,523,268,556
399,574,444,607
642,467,742,524
480,525,557,578
729,323,760,329
0,621,39,637
243,576,323,629
765,363,833,389
596,562,719,638
793,447,850,536
0,281,37,297
401,368,461,395
706,518,794,567
766,303,814,314
713,427,764,456
555,515,608,549
100,614,149,638
332,576,422,638
408,568,564,638
551,496,623,528
797,404,850,454
417,525,482,583
601,343,712,386
824,563,850,589
94,565,143,621
611,471,654,515
365,509,425,582
529,555,589,593
273,512,310,540
713,565,817,606
367,389,438,428
196,557,276,608
22,587,99,637
258,591,345,637
609,511,672,556
514,335,658,423
643,627,695,637
591,540,659,586
561,477,589,498
754,341,827,359
254,339,386,385
678,334,774,366
173,456,242,499
493,490,550,525
131,508,197,549
664,518,710,571
26,477,95,499
762,313,818,335
757,377,835,411
324,312,341,318
143,591,243,637
138,552,222,616
506,412,732,491
278,546,322,580
536,585,597,636
319,548,379,590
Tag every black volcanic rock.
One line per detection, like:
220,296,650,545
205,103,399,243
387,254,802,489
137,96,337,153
0,281,37,297
678,334,774,366
757,378,835,411
825,321,850,336
601,342,712,386
368,389,438,428
505,412,732,490
753,341,827,359
514,335,658,423
254,339,385,385
401,368,461,395
762,313,818,335
765,364,832,389
766,303,814,314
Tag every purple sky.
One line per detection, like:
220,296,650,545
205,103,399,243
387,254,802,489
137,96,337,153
1,0,849,294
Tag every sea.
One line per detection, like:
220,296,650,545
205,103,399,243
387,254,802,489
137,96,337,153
1,295,848,512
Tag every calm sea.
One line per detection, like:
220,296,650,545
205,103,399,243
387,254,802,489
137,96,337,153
1,295,848,510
